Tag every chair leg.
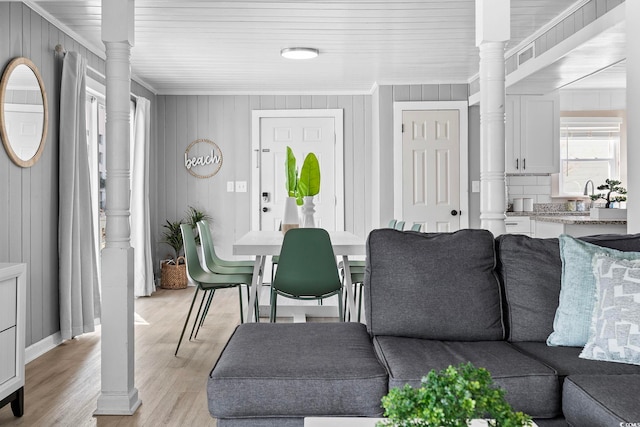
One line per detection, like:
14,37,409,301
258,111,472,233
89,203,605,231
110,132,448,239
357,283,363,323
249,284,260,322
195,290,215,339
238,286,245,324
190,289,210,341
270,287,277,322
175,287,200,356
337,289,344,322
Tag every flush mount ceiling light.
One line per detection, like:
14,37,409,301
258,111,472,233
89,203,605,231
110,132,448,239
280,47,319,60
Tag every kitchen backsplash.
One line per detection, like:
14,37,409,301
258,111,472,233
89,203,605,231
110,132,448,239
506,175,552,204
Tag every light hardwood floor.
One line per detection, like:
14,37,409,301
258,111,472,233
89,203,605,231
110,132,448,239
0,286,252,427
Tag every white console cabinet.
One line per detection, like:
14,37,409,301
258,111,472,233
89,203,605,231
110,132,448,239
0,263,26,417
505,93,559,174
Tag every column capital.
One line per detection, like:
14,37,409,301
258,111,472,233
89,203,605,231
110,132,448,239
102,0,135,45
476,0,510,46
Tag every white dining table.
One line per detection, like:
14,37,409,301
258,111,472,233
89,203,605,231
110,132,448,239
233,230,366,323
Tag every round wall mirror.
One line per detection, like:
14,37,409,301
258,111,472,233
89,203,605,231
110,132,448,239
0,57,48,168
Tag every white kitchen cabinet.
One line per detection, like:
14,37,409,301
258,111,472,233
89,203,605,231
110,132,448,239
506,93,559,174
505,216,533,236
0,264,26,417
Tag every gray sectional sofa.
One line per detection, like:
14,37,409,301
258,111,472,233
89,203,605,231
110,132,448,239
208,229,640,426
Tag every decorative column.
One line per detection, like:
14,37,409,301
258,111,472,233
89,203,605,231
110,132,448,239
476,0,509,236
627,0,639,234
95,0,141,415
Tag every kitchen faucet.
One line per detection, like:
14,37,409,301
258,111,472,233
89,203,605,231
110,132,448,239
583,179,595,196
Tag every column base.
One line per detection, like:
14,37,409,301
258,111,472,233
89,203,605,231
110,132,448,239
94,389,141,415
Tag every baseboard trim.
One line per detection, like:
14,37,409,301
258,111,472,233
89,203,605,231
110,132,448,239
25,332,63,364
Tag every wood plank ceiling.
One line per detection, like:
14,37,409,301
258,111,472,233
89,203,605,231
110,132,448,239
30,0,580,94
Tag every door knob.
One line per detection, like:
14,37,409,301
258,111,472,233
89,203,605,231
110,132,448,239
450,210,459,216
262,207,269,213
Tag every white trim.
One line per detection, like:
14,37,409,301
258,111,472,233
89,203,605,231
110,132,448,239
251,109,345,232
393,101,469,230
25,331,63,364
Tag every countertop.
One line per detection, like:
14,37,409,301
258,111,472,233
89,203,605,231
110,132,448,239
506,211,626,225
533,215,626,225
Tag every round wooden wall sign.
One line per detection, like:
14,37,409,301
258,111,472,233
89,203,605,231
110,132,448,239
184,138,223,179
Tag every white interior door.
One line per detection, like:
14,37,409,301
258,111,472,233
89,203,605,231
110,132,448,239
400,109,461,232
253,111,344,232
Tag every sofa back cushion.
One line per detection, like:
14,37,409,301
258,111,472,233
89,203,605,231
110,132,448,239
497,233,640,343
496,234,562,342
365,228,504,340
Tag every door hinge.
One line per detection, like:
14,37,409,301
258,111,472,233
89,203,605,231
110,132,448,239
401,123,405,133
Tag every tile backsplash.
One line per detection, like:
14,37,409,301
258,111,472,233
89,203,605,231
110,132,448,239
506,175,552,204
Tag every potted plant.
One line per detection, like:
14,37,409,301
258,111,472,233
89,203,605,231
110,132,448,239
160,219,188,289
297,152,320,227
377,363,532,427
282,146,300,233
185,205,212,244
590,178,627,208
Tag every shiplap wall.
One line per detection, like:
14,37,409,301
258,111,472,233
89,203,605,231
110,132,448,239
0,2,156,348
154,94,372,266
372,83,472,228
154,85,475,268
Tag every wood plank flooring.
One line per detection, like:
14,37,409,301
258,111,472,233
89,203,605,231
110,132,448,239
0,286,253,427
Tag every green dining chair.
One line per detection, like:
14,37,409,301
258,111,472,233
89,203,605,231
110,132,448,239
395,220,406,231
175,224,253,356
270,228,343,322
388,219,397,228
194,221,258,337
410,223,422,232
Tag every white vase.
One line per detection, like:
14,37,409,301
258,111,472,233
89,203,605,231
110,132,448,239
282,197,299,234
301,196,316,228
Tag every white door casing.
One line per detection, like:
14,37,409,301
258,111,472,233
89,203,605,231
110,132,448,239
393,102,469,231
251,109,344,232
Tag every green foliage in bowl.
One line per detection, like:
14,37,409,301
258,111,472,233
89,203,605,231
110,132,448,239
378,363,532,427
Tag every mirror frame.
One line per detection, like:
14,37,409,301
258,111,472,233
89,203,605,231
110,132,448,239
0,57,49,168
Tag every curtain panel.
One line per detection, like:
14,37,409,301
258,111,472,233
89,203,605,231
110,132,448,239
58,51,100,340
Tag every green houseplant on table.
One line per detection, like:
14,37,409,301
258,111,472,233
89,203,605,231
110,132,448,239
282,146,321,230
377,363,532,427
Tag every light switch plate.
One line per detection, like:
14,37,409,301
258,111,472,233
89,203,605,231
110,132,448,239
472,180,480,193
235,181,247,192
227,181,235,192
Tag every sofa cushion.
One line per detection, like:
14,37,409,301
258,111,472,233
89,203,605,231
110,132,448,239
496,234,562,342
563,375,640,426
208,323,388,420
548,235,640,347
373,336,560,419
365,229,503,340
511,342,640,378
580,254,640,365
497,233,640,343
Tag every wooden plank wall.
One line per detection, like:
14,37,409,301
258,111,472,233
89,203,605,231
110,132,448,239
373,83,470,229
154,94,372,268
0,2,156,348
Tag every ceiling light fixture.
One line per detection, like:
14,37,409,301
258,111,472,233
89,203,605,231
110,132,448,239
280,47,319,60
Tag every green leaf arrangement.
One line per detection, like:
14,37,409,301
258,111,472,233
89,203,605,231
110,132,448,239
377,363,532,427
285,146,298,197
161,219,184,262
297,152,321,205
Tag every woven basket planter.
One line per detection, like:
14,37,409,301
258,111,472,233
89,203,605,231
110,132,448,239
160,256,187,289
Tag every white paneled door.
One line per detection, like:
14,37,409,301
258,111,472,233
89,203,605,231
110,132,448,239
401,110,461,232
257,114,342,231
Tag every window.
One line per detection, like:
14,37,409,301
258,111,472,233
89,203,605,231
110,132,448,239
559,116,622,195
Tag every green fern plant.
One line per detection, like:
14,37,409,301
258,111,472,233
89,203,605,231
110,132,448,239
378,363,532,427
161,219,184,263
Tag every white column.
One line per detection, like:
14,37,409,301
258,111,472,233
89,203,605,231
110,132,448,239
476,0,510,236
95,0,141,416
627,0,639,234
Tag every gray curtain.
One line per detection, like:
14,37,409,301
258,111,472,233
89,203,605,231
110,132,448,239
131,97,154,296
58,51,100,340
